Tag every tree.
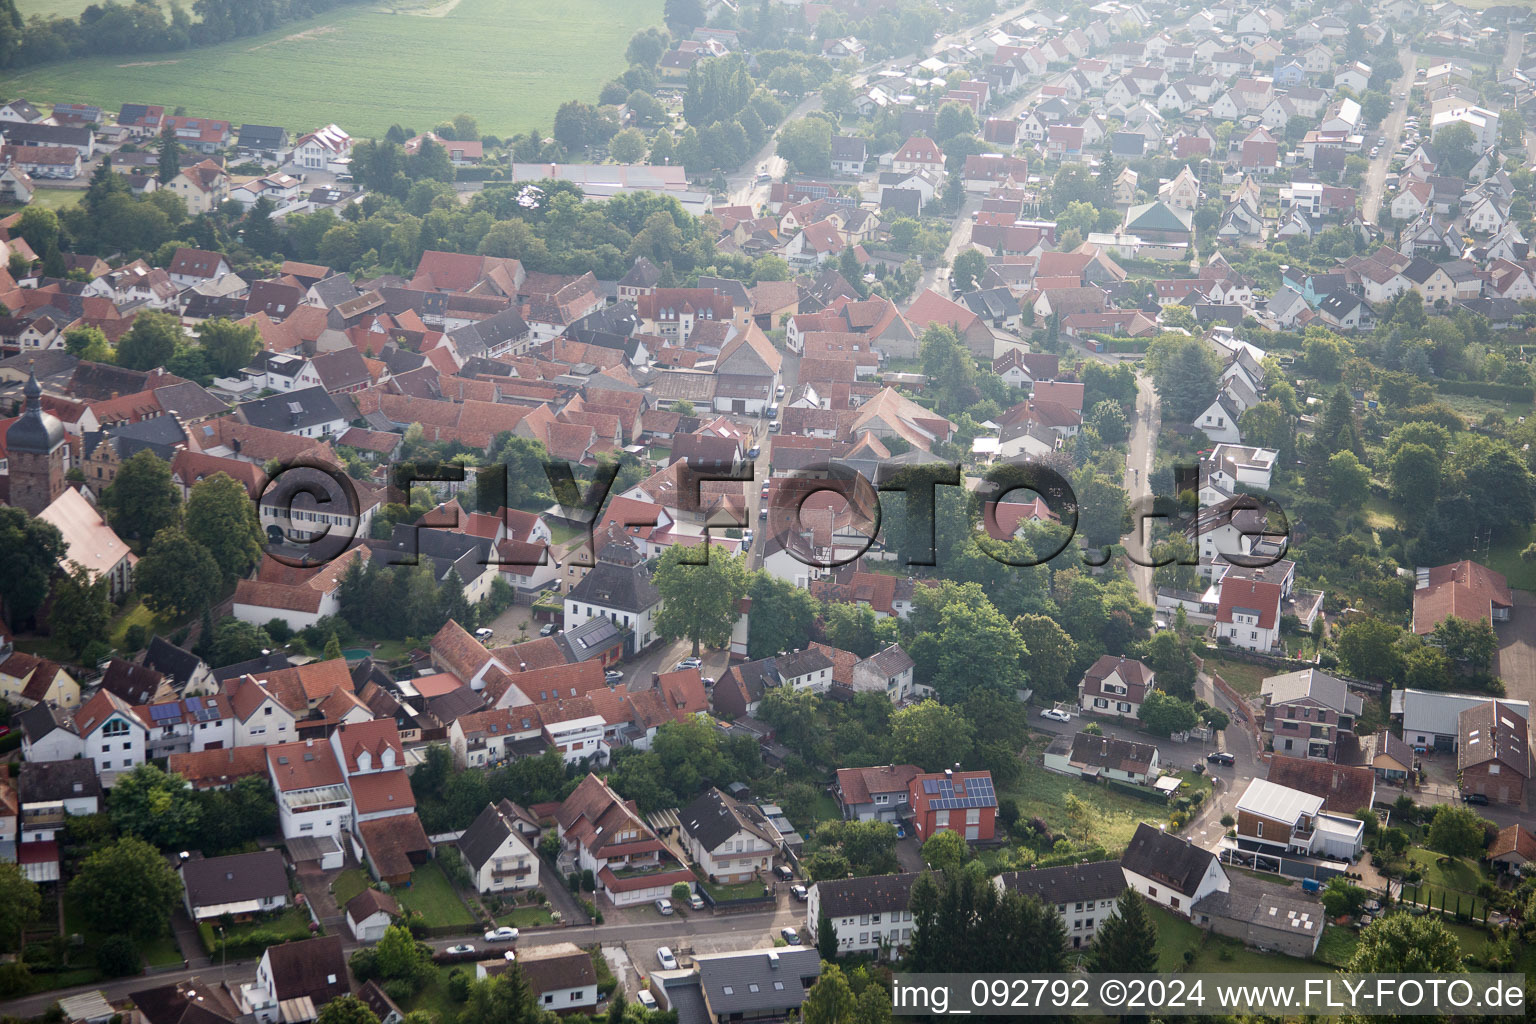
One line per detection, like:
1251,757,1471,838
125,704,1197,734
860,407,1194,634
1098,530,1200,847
1087,399,1128,443
184,472,263,582
117,310,182,371
196,318,261,377
1426,803,1491,859
1432,121,1478,178
609,128,648,164
1389,442,1440,512
136,526,222,618
316,997,380,1024
1327,450,1371,507
373,924,434,988
64,325,113,362
626,27,670,67
951,248,987,293
822,77,856,118
47,560,110,659
0,863,41,955
921,829,969,872
1347,912,1464,973
776,117,833,175
103,448,181,544
1320,876,1369,918
1431,615,1497,671
1086,889,1158,972
664,0,705,33
802,965,856,1024
324,632,344,661
891,699,974,771
653,545,748,655
206,617,273,667
1138,689,1198,736
745,572,819,659
97,934,140,977
1239,401,1293,454
464,961,542,1024
1147,335,1220,422
1334,617,1403,682
69,836,182,938
1011,615,1077,700
0,507,65,627
15,206,59,256
814,910,840,964
157,124,181,184
108,764,202,849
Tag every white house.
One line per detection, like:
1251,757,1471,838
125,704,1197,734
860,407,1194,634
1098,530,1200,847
806,873,920,957
1120,822,1229,915
291,124,353,172
267,739,351,844
1233,778,1365,861
180,850,291,922
1077,654,1155,720
345,888,399,943
224,675,299,747
458,799,541,894
678,787,781,885
73,689,147,787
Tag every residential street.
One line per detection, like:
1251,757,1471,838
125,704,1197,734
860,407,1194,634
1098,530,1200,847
1122,373,1161,607
0,899,805,1020
1361,45,1417,223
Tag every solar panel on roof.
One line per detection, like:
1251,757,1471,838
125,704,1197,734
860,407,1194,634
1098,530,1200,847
185,697,203,714
150,703,180,722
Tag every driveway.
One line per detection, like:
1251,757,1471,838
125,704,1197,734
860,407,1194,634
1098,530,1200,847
1493,592,1536,710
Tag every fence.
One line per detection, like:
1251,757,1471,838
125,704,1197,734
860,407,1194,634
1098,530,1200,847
695,885,776,915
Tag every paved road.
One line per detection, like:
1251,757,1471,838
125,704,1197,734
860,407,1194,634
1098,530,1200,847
0,900,805,1020
1122,373,1160,607
1361,45,1417,223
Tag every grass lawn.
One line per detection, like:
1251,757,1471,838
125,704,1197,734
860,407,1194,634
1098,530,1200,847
1189,936,1316,973
1444,920,1497,958
1406,846,1487,891
1003,736,1168,853
701,877,771,901
1361,494,1399,531
548,521,585,546
29,188,85,211
1314,926,1360,967
198,907,313,952
498,905,557,928
62,891,181,973
1201,654,1271,697
331,868,371,909
1481,524,1536,592
1146,904,1207,972
5,0,662,138
141,931,185,967
397,861,476,927
405,965,466,1023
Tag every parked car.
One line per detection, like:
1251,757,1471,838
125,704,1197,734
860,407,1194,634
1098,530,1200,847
1039,708,1072,723
780,927,800,945
742,529,754,548
676,657,702,670
657,946,679,969
655,898,675,916
688,893,705,910
605,670,624,682
484,926,519,943
1206,751,1235,766
760,506,769,520
446,944,476,955
474,627,495,642
1461,792,1490,806
768,420,781,434
636,991,658,1011
791,884,808,901
539,623,558,637
747,446,760,459
774,864,794,882
1370,147,1379,157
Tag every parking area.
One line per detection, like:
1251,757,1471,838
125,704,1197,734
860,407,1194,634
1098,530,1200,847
1494,592,1536,710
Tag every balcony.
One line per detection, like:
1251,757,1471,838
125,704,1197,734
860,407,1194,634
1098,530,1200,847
22,809,66,830
491,864,533,881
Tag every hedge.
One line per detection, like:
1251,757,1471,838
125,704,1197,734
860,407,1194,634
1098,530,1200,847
1433,380,1535,403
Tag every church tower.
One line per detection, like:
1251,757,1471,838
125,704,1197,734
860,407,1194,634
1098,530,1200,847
6,370,67,515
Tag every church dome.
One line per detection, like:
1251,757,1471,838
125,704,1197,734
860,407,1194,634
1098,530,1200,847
5,371,66,454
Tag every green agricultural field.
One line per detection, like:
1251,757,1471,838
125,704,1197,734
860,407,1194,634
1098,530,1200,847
5,0,662,139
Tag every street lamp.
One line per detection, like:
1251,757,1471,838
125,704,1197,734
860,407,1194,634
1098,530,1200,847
217,925,226,975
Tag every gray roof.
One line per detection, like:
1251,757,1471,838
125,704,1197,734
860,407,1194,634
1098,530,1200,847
236,385,344,433
6,372,64,454
1120,822,1216,897
694,946,821,1015
679,787,779,853
308,273,361,309
18,702,77,743
812,871,922,918
1068,732,1159,774
1261,668,1363,717
19,759,102,804
997,859,1125,906
457,800,529,872
565,553,660,614
775,648,833,679
181,850,289,909
1191,872,1322,939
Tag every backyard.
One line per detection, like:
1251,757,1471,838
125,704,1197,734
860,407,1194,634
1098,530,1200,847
198,906,314,954
4,0,662,138
1200,653,1271,697
396,861,477,928
1395,845,1494,921
331,867,371,909
1003,735,1171,853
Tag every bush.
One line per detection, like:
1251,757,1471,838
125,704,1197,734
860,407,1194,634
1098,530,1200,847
447,968,471,1002
96,935,139,978
1220,814,1235,828
122,624,148,652
383,979,417,1003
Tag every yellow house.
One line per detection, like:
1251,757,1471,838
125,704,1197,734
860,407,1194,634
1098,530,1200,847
168,159,230,216
0,648,81,709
